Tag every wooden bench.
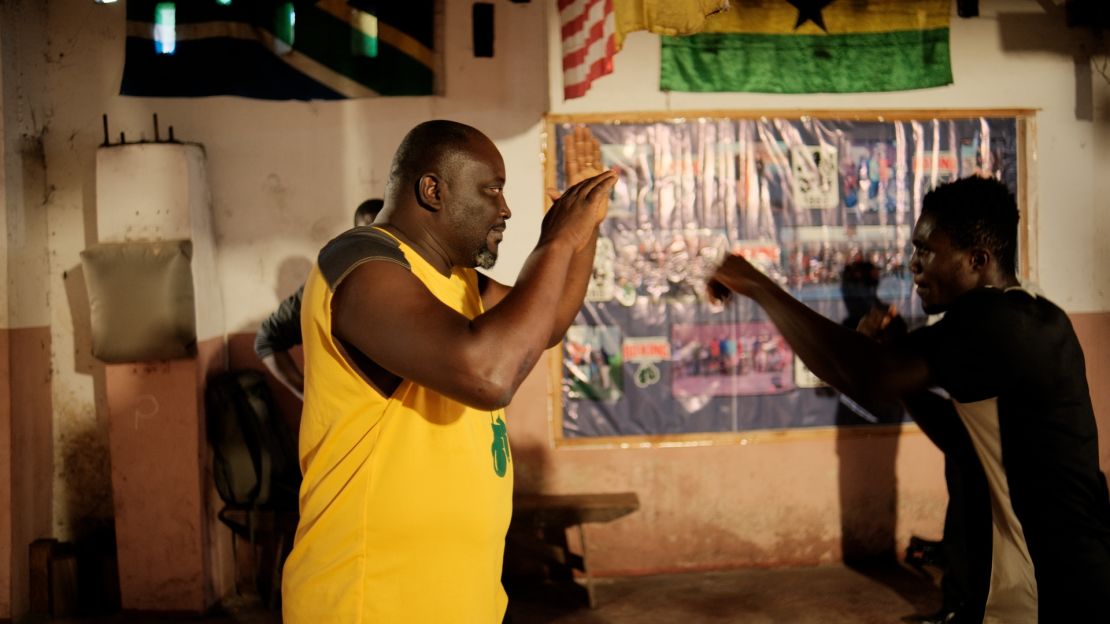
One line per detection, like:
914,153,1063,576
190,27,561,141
507,492,640,607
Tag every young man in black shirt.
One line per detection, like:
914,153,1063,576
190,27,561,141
709,176,1110,622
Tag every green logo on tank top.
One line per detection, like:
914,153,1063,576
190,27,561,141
491,415,509,477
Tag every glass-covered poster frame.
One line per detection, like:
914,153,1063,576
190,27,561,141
543,110,1033,447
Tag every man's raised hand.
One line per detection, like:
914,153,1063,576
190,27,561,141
541,170,617,252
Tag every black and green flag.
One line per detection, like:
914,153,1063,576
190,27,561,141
121,0,437,100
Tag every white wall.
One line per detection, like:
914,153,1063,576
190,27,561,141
1,2,51,331
22,0,1110,550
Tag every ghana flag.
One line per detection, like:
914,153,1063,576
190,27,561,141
660,0,952,94
121,0,437,100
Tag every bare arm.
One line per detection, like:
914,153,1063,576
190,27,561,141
335,171,617,411
261,351,304,401
548,125,607,347
479,225,599,350
708,254,931,405
479,231,599,350
548,229,598,347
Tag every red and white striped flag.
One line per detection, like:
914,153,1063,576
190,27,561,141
559,0,617,99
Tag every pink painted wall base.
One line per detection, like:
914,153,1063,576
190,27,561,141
104,336,225,612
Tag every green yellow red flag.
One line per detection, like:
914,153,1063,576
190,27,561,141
660,0,953,93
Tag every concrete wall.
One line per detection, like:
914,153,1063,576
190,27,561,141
0,0,1107,616
1,1,56,618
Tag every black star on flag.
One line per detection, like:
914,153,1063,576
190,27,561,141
786,0,836,32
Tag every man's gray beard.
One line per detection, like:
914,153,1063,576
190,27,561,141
476,248,497,269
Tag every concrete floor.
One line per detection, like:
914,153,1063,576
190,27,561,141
509,563,942,623
49,562,942,624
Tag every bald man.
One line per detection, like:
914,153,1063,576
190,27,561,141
281,120,616,623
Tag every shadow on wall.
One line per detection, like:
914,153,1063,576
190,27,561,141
55,423,115,540
836,425,900,568
63,264,96,376
61,263,116,535
276,255,311,302
229,254,311,341
997,6,1081,54
997,8,1105,121
833,424,931,612
510,441,550,495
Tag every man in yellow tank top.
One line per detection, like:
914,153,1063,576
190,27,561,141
281,120,616,623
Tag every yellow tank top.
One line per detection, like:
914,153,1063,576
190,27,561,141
282,227,512,623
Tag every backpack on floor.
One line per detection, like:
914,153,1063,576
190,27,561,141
205,369,301,512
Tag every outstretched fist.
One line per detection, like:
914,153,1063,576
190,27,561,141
856,304,907,345
706,253,767,302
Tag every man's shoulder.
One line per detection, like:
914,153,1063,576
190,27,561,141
904,287,1028,347
952,286,1069,326
942,286,1044,320
910,286,1074,361
317,226,410,290
954,285,1011,307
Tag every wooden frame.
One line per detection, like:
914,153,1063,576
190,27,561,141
543,109,1036,449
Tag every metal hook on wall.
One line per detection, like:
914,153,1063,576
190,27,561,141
101,113,181,147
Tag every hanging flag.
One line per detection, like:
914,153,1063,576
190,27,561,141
613,0,731,49
660,0,952,94
121,0,438,100
559,0,618,99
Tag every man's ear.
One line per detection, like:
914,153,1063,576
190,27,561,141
416,173,444,211
969,248,990,273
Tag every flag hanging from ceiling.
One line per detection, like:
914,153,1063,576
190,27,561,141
660,0,952,94
121,0,438,100
559,0,618,99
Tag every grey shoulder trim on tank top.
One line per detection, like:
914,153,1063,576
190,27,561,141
317,226,410,291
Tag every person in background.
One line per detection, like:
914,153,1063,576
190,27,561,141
708,176,1110,623
352,198,382,228
281,120,616,623
254,198,384,399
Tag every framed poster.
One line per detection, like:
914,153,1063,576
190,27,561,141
544,110,1033,446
